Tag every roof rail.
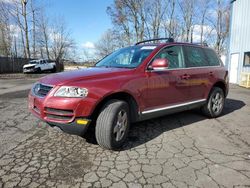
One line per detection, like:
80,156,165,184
135,38,174,45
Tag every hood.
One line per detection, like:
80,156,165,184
23,64,37,68
39,67,134,86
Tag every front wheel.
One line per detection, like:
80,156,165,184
95,100,130,150
36,67,42,73
51,66,56,73
201,87,225,118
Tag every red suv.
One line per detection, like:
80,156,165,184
29,38,229,149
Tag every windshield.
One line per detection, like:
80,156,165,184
95,46,156,68
29,60,39,64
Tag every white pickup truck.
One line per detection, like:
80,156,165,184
23,59,56,73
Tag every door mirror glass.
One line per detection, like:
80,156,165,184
149,58,169,70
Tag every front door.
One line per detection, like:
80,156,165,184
144,45,190,112
229,53,239,84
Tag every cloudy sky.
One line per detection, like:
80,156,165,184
46,0,113,52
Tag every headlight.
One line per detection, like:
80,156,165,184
54,86,88,98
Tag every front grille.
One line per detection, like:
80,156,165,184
45,108,73,115
24,66,35,70
44,107,74,121
33,83,53,97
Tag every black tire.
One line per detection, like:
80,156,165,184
51,66,56,73
36,67,42,73
201,87,225,118
95,100,130,150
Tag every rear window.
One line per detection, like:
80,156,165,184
205,49,221,66
184,46,209,67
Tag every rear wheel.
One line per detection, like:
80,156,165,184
95,100,130,150
201,87,225,118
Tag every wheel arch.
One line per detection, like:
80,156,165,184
211,81,227,97
90,92,139,123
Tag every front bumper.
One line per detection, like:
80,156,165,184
23,67,38,73
47,118,91,135
28,92,93,135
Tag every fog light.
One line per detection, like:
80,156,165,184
76,119,89,125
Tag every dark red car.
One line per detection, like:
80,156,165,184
29,38,229,149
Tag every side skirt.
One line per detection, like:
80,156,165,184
138,99,206,122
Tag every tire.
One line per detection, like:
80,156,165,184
95,100,130,150
201,87,225,118
51,66,56,73
36,67,41,73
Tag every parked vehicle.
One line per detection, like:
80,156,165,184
28,38,229,149
23,59,56,73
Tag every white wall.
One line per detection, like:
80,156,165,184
228,0,250,83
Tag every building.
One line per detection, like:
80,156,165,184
228,0,250,84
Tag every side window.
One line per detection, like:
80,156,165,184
184,46,209,67
205,49,221,66
153,45,185,69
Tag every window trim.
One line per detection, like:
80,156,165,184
243,51,250,67
146,44,186,71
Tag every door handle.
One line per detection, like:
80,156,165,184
181,74,190,79
209,71,214,76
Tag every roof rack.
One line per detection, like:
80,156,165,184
135,38,174,45
192,42,208,47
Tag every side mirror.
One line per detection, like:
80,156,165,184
149,58,169,71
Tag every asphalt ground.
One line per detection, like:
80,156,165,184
0,76,249,188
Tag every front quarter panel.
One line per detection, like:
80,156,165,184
67,72,147,117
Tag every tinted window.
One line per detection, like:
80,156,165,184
153,45,185,69
184,46,209,67
205,49,221,66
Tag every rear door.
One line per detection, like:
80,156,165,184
182,46,211,101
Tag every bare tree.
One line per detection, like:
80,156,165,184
95,29,120,59
107,1,132,45
107,0,146,44
167,0,176,38
21,0,31,58
0,2,12,57
214,0,230,54
144,0,167,39
30,0,38,58
197,0,211,44
178,0,195,42
50,18,75,63
37,13,50,59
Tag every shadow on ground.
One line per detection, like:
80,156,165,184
83,98,246,150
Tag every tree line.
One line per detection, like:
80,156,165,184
0,0,74,63
95,0,230,59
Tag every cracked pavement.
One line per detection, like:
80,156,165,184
0,79,250,188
